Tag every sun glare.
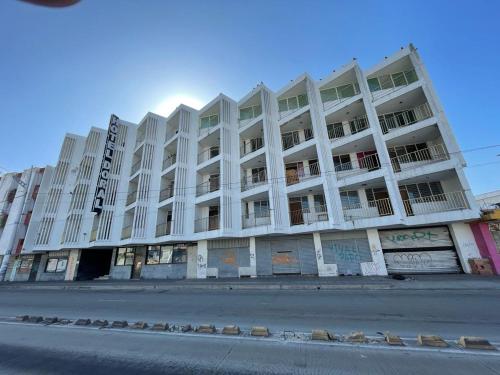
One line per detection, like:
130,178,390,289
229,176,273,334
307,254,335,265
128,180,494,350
154,95,204,117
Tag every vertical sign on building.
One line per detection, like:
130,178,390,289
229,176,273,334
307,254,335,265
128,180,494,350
92,114,119,214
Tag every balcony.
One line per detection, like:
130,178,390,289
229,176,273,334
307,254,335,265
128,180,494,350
378,102,432,134
286,162,320,186
194,215,219,232
278,94,308,120
126,190,137,206
342,198,394,220
121,225,132,240
391,144,448,173
241,169,267,191
402,191,468,216
239,104,262,128
242,210,271,229
156,221,172,237
159,186,174,202
368,68,418,101
198,147,220,165
240,138,264,157
320,82,360,112
196,177,220,197
199,114,220,137
162,154,177,171
281,129,314,151
289,205,328,225
334,153,381,178
165,128,179,142
130,160,141,175
328,115,369,141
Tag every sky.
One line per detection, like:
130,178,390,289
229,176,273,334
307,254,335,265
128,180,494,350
0,0,499,194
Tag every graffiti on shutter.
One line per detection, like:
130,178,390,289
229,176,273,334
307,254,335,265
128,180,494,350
384,250,460,274
380,227,453,249
321,238,372,275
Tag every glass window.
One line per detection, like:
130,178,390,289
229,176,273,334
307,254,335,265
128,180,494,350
314,194,325,210
45,257,67,273
391,72,407,87
298,94,308,107
379,74,394,90
209,114,219,126
46,258,58,272
115,248,135,266
340,191,360,208
200,116,210,129
160,246,173,263
254,200,269,217
239,107,253,120
278,99,288,112
288,96,299,110
429,181,444,196
367,78,381,92
172,247,187,263
147,246,160,265
19,257,34,273
320,87,338,102
417,183,432,197
337,84,355,98
56,258,67,272
404,69,418,84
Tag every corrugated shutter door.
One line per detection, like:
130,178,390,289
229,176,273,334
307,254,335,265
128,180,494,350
256,239,273,276
320,239,372,276
208,248,239,278
271,239,301,275
384,250,460,274
298,238,318,275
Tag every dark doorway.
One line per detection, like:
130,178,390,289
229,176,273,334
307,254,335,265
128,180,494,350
131,247,146,280
28,254,42,281
76,249,113,281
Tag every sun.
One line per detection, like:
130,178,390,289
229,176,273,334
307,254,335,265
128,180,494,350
154,94,205,117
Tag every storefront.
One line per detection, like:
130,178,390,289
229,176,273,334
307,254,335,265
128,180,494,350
379,226,461,274
37,251,69,281
255,235,317,276
207,239,250,278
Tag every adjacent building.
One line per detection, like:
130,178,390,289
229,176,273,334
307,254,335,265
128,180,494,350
4,44,487,281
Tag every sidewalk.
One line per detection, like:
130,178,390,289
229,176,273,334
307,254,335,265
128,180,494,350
1,274,499,292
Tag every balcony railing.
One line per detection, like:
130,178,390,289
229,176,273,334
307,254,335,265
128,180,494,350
159,186,174,202
369,69,418,101
194,215,220,232
290,205,329,225
328,115,369,141
126,190,137,206
334,153,381,177
342,198,394,220
240,138,264,157
198,147,220,164
286,162,321,186
402,191,468,216
281,130,314,151
391,144,448,173
162,154,177,170
321,83,360,112
378,102,432,134
242,210,271,228
121,225,132,240
196,177,220,196
241,169,267,191
239,105,262,128
130,160,141,175
198,121,220,137
156,221,172,237
165,128,179,142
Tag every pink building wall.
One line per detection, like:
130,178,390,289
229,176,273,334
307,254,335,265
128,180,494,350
470,222,500,275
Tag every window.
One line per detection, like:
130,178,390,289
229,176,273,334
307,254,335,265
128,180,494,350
304,128,314,140
239,105,262,121
254,200,270,218
404,69,418,84
200,114,219,129
147,245,186,264
45,257,67,273
333,154,351,171
340,191,361,208
337,84,356,98
389,143,430,162
172,246,187,263
327,122,344,139
313,195,326,211
18,256,34,273
278,94,308,112
251,167,266,183
320,87,338,102
367,78,381,92
399,182,445,201
391,72,407,87
115,247,135,266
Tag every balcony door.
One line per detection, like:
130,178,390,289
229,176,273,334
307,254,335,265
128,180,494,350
289,201,304,225
208,206,219,230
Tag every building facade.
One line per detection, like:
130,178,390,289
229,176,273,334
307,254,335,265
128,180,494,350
5,44,487,281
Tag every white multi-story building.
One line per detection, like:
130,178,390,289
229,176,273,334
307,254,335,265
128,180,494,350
7,44,485,281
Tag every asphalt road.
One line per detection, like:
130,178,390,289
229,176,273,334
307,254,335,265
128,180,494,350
0,323,499,375
0,288,499,341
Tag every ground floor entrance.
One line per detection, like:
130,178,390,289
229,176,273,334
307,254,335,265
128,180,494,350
76,249,113,281
379,226,461,274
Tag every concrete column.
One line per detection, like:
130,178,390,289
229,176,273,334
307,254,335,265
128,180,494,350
362,229,388,276
186,245,198,279
249,237,257,278
449,222,482,274
64,249,80,281
470,222,500,275
197,240,208,279
313,232,337,277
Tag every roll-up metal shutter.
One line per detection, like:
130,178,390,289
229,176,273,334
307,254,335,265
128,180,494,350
271,239,301,274
380,227,460,274
207,239,250,278
256,238,273,276
321,238,372,276
265,236,317,275
298,237,318,275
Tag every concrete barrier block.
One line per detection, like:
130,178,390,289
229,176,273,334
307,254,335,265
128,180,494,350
91,319,109,327
27,316,43,323
111,321,128,329
384,332,404,346
151,323,169,331
43,317,58,324
57,319,72,325
16,315,29,322
131,321,148,330
417,335,448,348
347,332,367,343
458,336,497,350
181,324,192,332
251,326,270,337
75,319,91,326
311,329,334,341
222,325,241,335
197,324,216,334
